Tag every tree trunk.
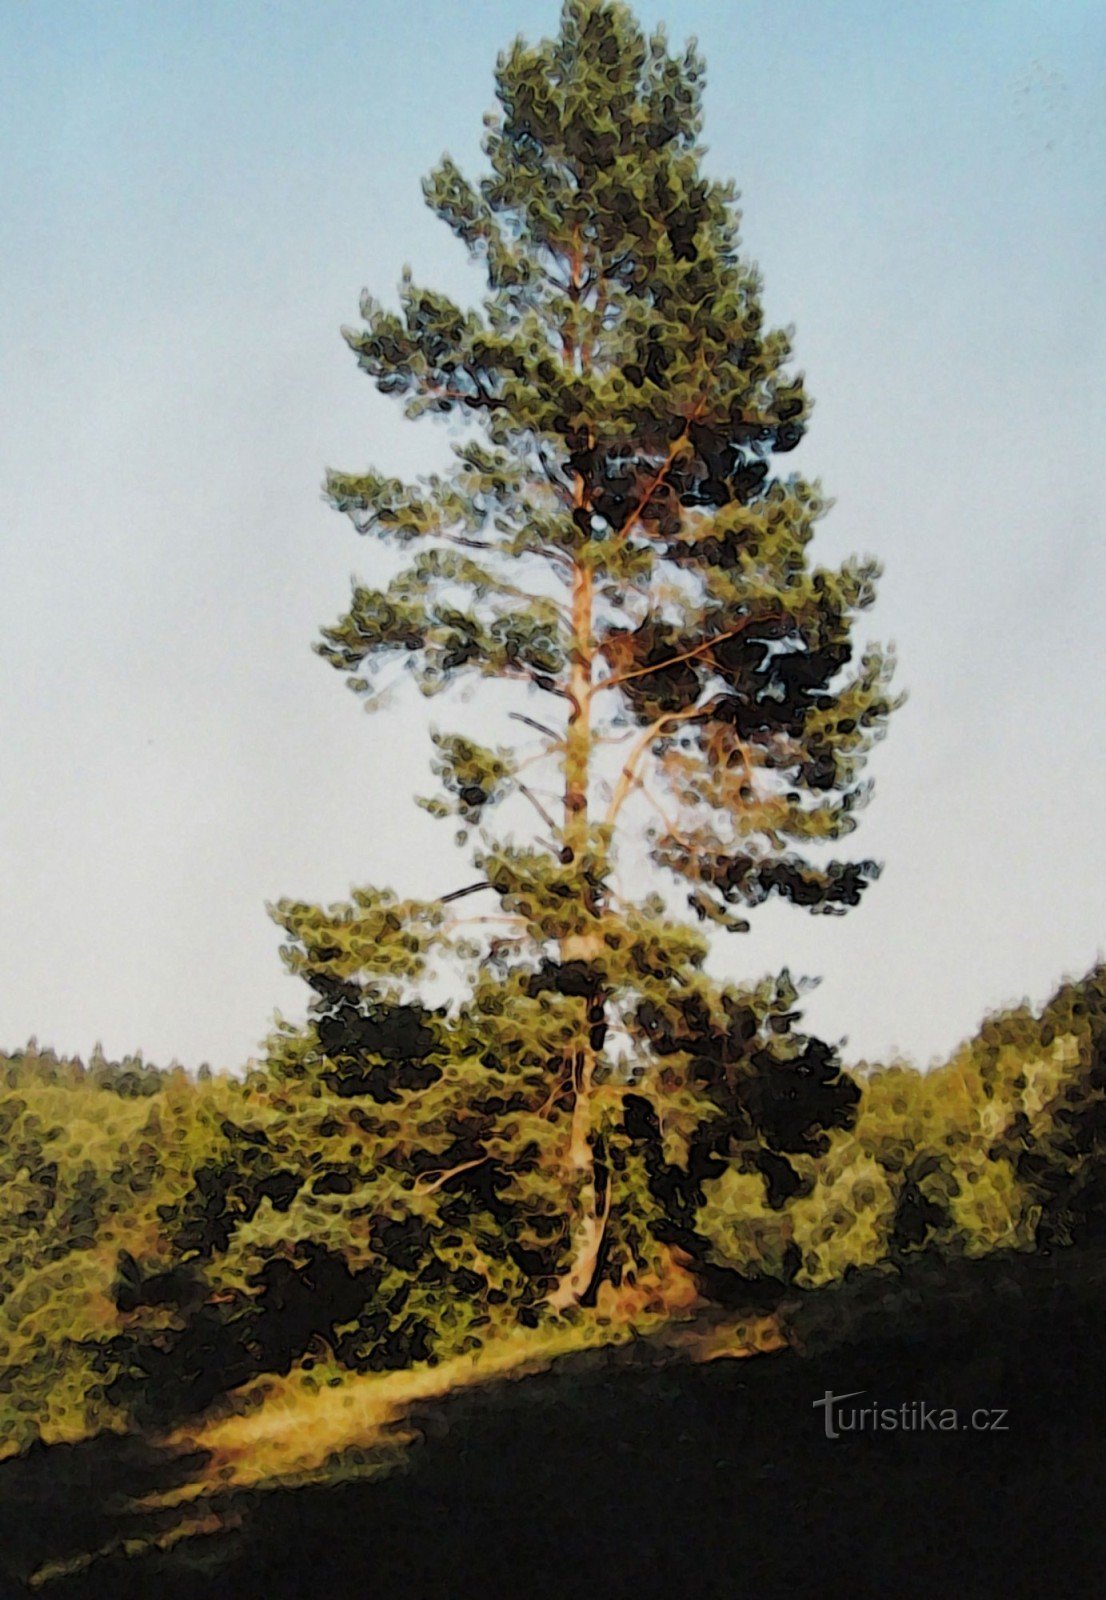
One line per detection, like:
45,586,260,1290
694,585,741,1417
548,553,613,1310
561,556,593,864
547,1166,611,1311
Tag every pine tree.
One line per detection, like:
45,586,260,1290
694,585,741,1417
272,0,898,1321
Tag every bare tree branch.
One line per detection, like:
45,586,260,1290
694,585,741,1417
416,1157,489,1196
517,782,559,833
605,703,709,828
510,711,563,741
438,881,495,905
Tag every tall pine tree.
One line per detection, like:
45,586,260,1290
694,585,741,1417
272,0,898,1320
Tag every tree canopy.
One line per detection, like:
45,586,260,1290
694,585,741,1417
5,20,1106,1572
279,0,900,1312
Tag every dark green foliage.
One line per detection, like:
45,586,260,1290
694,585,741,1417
288,0,901,1324
5,963,1106,1443
320,0,897,923
1,2,1097,1457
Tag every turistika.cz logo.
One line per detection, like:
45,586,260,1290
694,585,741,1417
813,1390,1009,1438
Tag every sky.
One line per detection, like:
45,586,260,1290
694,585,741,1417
1,0,1104,1073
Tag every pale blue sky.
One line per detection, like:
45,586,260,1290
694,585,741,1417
2,1,1104,1070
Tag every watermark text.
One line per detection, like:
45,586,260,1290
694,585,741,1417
813,1389,1009,1438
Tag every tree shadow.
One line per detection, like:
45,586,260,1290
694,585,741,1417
12,1245,1106,1598
0,1433,211,1593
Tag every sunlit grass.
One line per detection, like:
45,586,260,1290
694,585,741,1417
158,1307,783,1501
170,1319,638,1496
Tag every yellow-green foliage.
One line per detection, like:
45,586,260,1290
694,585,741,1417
789,1141,897,1287
696,966,1106,1287
2,965,1106,1452
0,1047,236,1453
697,1167,792,1280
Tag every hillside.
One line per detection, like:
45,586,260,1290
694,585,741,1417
3,1241,1104,1598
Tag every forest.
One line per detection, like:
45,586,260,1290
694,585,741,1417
3,2,1103,1594
2,961,1105,1457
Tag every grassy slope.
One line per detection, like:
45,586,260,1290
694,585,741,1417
163,1308,784,1498
4,1244,1106,1597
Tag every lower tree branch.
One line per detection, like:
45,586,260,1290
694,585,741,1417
416,1156,489,1196
438,881,495,905
605,703,709,828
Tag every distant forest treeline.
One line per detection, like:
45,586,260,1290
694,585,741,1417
2,964,1104,1453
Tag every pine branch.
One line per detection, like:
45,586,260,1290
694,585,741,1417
438,881,495,905
613,423,692,544
605,702,710,827
516,782,559,833
594,617,764,695
415,1156,490,1196
510,711,563,741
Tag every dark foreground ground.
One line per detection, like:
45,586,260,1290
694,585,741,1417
2,1245,1105,1600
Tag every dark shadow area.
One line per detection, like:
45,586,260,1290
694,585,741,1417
8,1244,1106,1599
0,1434,209,1595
